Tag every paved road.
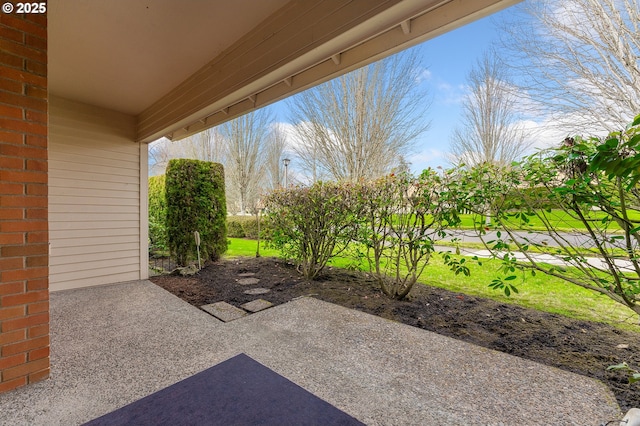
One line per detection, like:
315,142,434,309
435,229,638,271
438,229,598,248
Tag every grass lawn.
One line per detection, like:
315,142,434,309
457,209,640,232
225,237,639,331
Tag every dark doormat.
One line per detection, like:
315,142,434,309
84,353,365,426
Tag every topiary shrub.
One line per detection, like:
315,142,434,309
165,159,228,266
148,175,168,253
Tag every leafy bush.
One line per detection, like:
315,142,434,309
226,218,246,238
264,182,359,279
166,159,228,266
355,171,460,299
226,215,272,239
148,175,168,252
449,114,640,317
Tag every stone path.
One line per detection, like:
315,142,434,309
200,274,273,322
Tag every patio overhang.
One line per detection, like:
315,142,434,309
49,0,520,144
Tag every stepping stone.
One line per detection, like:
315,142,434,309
241,299,273,313
238,272,256,277
237,277,260,285
244,288,271,295
200,302,247,322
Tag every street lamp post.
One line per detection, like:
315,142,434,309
282,158,290,187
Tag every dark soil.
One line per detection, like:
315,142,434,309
150,256,640,412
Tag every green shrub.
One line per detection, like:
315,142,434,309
265,182,359,279
226,218,246,238
226,215,272,239
148,175,168,252
166,159,228,266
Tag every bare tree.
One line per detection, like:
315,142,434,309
263,124,288,190
500,0,640,132
449,52,529,167
289,50,430,182
182,127,226,164
219,109,271,214
148,137,185,176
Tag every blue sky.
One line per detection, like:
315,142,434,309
266,8,509,174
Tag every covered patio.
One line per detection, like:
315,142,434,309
2,0,526,394
0,280,619,424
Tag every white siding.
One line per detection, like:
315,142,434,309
49,97,148,291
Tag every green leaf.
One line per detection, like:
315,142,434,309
607,363,628,371
631,373,640,384
504,275,517,281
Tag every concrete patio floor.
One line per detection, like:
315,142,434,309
0,280,621,425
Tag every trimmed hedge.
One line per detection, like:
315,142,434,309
166,159,228,266
226,215,270,239
148,175,168,252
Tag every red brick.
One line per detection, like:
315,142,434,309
2,288,47,305
25,60,45,77
26,278,48,292
0,77,24,94
25,208,47,220
0,51,24,69
25,110,46,124
0,353,26,370
0,194,47,207
26,300,48,313
0,233,23,245
25,159,46,171
0,281,25,296
2,357,48,381
1,268,48,284
0,91,46,112
0,156,24,169
0,183,24,196
0,170,46,184
25,184,46,196
0,131,24,145
26,231,47,243
0,256,23,271
24,14,46,28
2,335,48,357
0,104,22,119
0,376,26,393
0,207,24,219
0,66,46,90
27,324,47,338
25,35,45,51
0,15,46,39
25,135,46,147
27,367,49,384
0,244,48,257
0,329,25,345
0,118,46,137
0,219,47,233
0,143,46,159
26,255,47,267
1,312,48,333
25,85,46,99
0,305,25,320
0,25,24,43
28,346,49,362
0,39,46,64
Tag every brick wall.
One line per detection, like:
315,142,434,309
0,11,49,393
